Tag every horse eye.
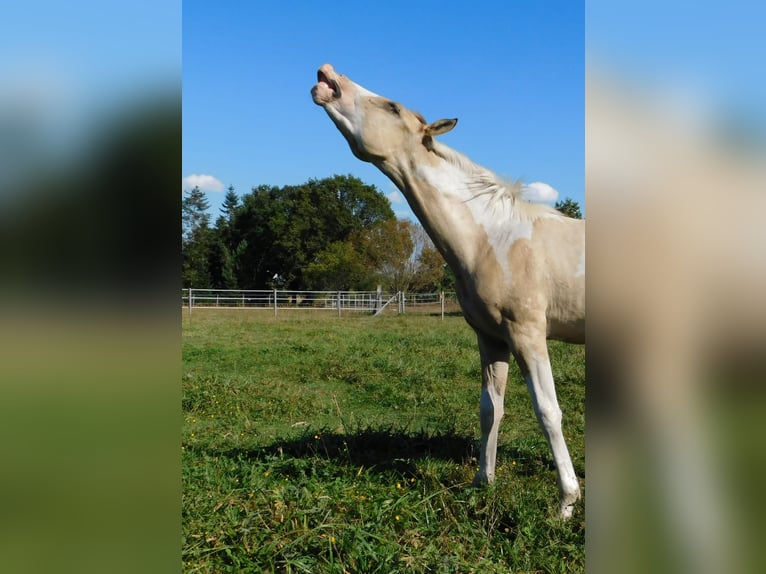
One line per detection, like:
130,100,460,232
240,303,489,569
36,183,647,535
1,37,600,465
388,102,400,115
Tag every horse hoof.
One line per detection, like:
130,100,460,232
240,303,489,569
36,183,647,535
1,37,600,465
559,503,576,520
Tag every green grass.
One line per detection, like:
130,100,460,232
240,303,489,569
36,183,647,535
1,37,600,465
182,310,585,573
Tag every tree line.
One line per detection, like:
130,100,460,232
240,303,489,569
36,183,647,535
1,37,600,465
182,174,581,292
182,175,452,292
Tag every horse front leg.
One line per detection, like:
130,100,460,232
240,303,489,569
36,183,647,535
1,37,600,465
472,333,511,486
511,323,581,518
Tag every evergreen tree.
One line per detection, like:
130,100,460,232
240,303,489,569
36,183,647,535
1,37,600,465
554,197,583,219
211,185,240,289
181,186,213,287
182,186,211,242
220,185,239,221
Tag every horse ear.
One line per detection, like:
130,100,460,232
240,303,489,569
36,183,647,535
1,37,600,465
425,118,458,136
423,118,457,151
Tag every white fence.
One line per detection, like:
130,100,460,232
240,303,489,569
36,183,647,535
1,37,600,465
181,288,461,318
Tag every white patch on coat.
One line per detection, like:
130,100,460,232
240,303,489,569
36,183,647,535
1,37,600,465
416,161,533,285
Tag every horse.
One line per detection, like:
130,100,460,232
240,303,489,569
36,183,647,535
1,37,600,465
312,64,585,518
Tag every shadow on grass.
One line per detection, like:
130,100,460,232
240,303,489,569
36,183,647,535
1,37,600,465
210,427,476,476
190,425,558,478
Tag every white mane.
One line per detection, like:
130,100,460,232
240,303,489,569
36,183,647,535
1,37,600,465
430,139,561,222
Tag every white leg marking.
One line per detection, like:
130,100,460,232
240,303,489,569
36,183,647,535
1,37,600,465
473,335,510,487
521,348,580,518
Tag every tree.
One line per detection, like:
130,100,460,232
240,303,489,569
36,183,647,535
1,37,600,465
207,236,238,289
355,219,416,292
412,244,447,291
182,186,210,243
303,241,371,291
407,224,449,292
182,186,213,287
359,221,451,293
220,185,239,221
554,197,583,219
228,184,284,289
211,185,240,289
228,175,395,289
182,224,214,288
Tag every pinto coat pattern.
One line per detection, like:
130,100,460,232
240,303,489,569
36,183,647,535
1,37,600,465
312,64,584,518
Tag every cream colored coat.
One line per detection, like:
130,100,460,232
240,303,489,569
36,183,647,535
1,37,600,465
313,64,585,518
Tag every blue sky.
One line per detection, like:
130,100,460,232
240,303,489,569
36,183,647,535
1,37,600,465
182,1,584,221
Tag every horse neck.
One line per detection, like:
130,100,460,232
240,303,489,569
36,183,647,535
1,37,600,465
374,145,522,272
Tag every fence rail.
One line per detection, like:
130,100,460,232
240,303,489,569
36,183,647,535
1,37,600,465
181,288,461,318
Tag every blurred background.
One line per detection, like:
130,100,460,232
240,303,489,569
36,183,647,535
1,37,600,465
587,1,766,572
0,2,180,573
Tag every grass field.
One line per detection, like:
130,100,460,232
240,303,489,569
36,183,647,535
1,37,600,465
182,310,585,573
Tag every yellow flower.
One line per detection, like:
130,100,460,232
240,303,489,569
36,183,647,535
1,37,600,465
330,536,336,543
264,471,270,477
396,482,401,489
395,515,401,521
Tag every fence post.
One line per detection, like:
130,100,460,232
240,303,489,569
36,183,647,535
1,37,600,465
441,291,445,320
188,287,192,318
376,285,382,314
273,289,278,318
337,291,342,318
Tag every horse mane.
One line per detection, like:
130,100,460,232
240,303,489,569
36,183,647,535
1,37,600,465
429,139,560,222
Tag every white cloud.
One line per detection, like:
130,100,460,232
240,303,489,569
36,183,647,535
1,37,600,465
182,174,225,192
520,181,558,203
387,190,404,204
